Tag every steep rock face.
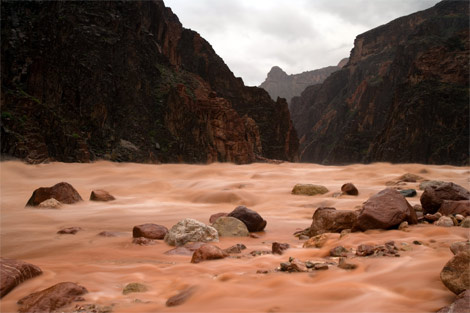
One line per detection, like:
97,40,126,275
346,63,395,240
259,58,347,105
1,0,298,164
291,1,468,165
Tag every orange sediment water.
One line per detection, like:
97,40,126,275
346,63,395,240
1,161,469,312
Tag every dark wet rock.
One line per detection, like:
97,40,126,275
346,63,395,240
209,212,228,224
279,258,307,272
439,200,470,217
90,190,115,202
291,184,328,196
17,282,88,313
461,216,470,228
97,231,122,237
330,246,349,257
272,242,290,255
303,234,328,248
398,221,409,230
338,257,357,270
57,227,82,235
397,173,424,182
224,244,247,254
356,244,375,256
122,283,147,295
132,224,168,240
132,237,156,246
71,303,113,313
436,290,470,313
227,206,267,232
356,188,417,231
450,241,470,255
399,189,417,197
0,258,42,298
164,218,218,246
190,244,228,263
26,182,83,206
440,251,470,295
341,183,359,195
211,216,249,237
307,207,358,237
435,216,454,227
166,286,198,307
421,182,470,214
313,263,329,270
164,242,205,256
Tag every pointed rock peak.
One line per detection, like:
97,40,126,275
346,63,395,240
267,66,288,79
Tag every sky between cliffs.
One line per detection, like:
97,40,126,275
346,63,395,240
165,0,440,86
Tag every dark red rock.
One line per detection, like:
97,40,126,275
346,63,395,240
341,183,359,196
166,286,198,307
209,212,228,224
57,227,82,235
440,251,470,295
0,258,42,298
272,242,290,255
26,182,83,206
90,190,115,202
356,189,418,231
17,282,88,313
132,223,168,240
190,244,228,263
421,182,470,214
437,290,470,313
307,207,358,237
439,200,470,217
227,206,267,232
356,244,375,256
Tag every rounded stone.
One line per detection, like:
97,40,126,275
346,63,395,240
211,216,249,237
164,218,218,246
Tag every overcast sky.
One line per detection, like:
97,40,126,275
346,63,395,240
165,0,440,86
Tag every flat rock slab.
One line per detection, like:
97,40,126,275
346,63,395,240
17,282,88,313
0,258,42,298
164,218,218,246
133,223,168,239
26,182,83,206
190,244,228,263
227,206,267,232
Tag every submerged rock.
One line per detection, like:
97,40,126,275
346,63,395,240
209,212,228,224
224,244,247,254
0,258,42,298
17,282,88,313
420,182,470,214
164,242,205,255
227,206,267,232
399,189,417,197
123,283,147,295
303,234,328,248
397,173,424,182
26,182,83,206
330,246,349,257
272,242,290,255
164,218,218,246
292,184,328,196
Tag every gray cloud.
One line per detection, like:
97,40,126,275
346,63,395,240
165,0,440,86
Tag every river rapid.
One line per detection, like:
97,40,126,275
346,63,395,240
1,161,469,312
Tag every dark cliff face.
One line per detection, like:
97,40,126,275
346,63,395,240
1,0,298,164
291,0,469,165
259,60,346,105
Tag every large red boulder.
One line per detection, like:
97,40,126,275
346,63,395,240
17,282,88,313
26,182,83,206
356,189,417,231
227,206,266,232
0,258,42,298
420,182,470,214
307,207,358,237
89,190,115,202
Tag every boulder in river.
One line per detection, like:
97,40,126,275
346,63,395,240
166,286,198,307
211,216,249,237
439,200,470,217
420,182,470,214
227,206,267,232
164,218,218,246
292,184,328,196
0,258,42,298
26,182,83,206
90,190,115,202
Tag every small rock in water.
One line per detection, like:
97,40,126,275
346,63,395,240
330,246,349,257
340,229,351,238
38,198,62,209
166,286,198,307
279,258,307,272
303,234,328,248
72,303,113,313
424,212,442,222
356,244,375,257
190,244,228,263
455,214,464,221
272,242,290,255
250,250,272,256
419,180,446,190
398,173,424,182
224,244,247,254
97,231,122,237
313,263,329,271
90,190,115,202
57,227,82,235
227,206,267,232
133,223,168,240
436,290,470,313
341,183,359,196
291,184,329,196
439,200,470,217
435,216,454,227
164,242,205,255
132,237,156,245
123,283,147,295
308,207,358,236
26,182,83,206
413,204,423,212
299,235,309,240
399,189,417,197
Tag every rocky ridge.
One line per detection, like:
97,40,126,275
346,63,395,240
1,0,298,164
291,1,469,165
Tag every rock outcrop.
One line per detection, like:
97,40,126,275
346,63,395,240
1,1,298,164
259,59,347,105
291,1,469,165
164,218,218,246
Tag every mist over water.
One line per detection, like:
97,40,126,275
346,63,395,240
1,161,469,312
